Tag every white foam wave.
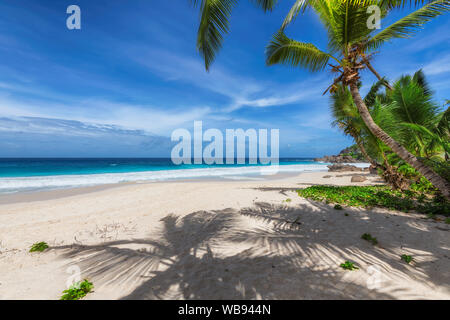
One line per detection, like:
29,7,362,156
0,163,369,193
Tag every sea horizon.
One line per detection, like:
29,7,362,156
0,157,369,194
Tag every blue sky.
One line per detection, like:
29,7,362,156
0,0,449,157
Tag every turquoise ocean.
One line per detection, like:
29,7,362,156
0,158,369,194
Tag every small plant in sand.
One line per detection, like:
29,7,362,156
344,213,349,216
60,279,94,300
361,233,378,245
29,242,49,252
284,198,292,203
340,261,359,271
334,204,343,210
401,254,413,264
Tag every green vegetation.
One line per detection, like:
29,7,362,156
191,0,450,198
264,1,450,198
446,218,450,224
401,254,413,264
29,242,49,253
333,204,343,210
297,186,449,216
361,233,378,245
340,261,359,271
284,198,292,203
60,280,94,300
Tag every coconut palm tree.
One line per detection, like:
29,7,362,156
191,0,432,70
330,82,380,167
330,81,412,189
386,70,442,158
265,0,450,198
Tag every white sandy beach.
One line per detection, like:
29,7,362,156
0,171,449,300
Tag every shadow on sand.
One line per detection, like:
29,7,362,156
51,200,449,299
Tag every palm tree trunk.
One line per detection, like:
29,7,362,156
354,137,379,167
349,83,450,199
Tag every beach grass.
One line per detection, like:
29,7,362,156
60,280,94,300
340,261,359,271
297,186,449,215
401,254,413,264
361,233,378,245
29,242,49,253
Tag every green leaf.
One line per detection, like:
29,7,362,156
266,30,334,72
194,0,237,71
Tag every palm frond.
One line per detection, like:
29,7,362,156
400,122,450,154
437,106,450,138
281,0,311,30
364,78,389,106
265,30,335,72
251,0,278,11
366,0,450,51
380,0,436,9
413,69,432,96
195,0,237,71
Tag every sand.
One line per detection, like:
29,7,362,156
0,171,449,300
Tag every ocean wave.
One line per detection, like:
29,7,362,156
0,163,369,193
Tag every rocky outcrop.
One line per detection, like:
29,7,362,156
315,155,361,163
327,164,363,172
314,146,366,163
351,175,367,182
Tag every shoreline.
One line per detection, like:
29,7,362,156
0,171,301,205
0,162,370,197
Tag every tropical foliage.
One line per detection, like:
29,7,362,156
266,0,450,198
297,185,450,215
190,0,450,198
330,70,449,193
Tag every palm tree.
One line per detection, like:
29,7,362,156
265,0,450,198
191,0,432,70
330,81,411,189
401,107,450,160
385,70,440,158
330,82,379,167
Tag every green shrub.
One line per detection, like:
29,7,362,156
340,261,359,271
361,233,378,245
297,185,449,216
284,198,292,203
445,218,450,224
334,204,343,210
29,242,49,252
401,254,413,264
60,280,94,300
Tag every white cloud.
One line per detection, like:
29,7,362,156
423,54,450,76
0,95,211,135
129,47,326,112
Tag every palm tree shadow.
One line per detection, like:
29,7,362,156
52,201,448,299
236,201,450,293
